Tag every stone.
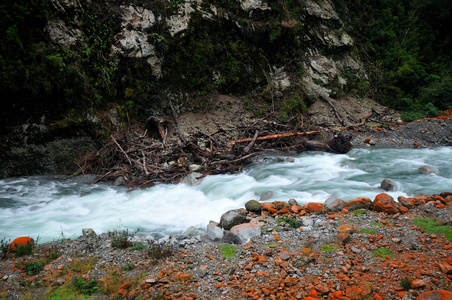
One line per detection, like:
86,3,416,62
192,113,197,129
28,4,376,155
288,199,298,206
259,191,274,201
228,223,262,244
437,262,452,274
114,176,126,186
45,19,86,48
324,198,347,212
245,200,262,213
206,221,223,241
188,164,202,172
82,228,96,237
398,196,414,208
419,166,436,173
337,225,353,234
416,290,452,300
380,179,397,191
219,209,247,230
306,202,324,214
335,232,351,246
285,156,295,163
183,226,206,238
373,193,399,214
8,237,34,253
240,0,271,12
410,279,426,288
345,197,372,211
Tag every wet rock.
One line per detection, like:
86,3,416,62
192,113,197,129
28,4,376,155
114,176,126,186
285,156,295,163
219,209,247,230
245,200,262,213
373,193,399,214
228,222,262,244
380,179,396,191
288,198,298,206
419,166,436,174
180,172,203,186
206,221,223,241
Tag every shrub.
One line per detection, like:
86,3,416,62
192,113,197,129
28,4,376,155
219,244,239,259
127,243,147,251
400,277,412,290
1,238,10,259
72,277,99,295
111,230,134,249
147,242,174,264
16,260,44,276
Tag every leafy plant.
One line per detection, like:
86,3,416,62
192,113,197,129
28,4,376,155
123,262,134,271
219,244,239,259
371,248,394,260
127,243,147,251
14,242,35,257
72,277,99,295
111,230,134,249
277,217,300,228
400,277,412,290
16,260,44,276
0,238,10,259
412,218,452,240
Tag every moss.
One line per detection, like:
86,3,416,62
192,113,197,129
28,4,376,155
412,218,452,240
320,244,339,252
352,210,369,215
371,248,394,260
219,244,239,259
360,228,376,234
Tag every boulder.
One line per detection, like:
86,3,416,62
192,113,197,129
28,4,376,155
206,221,223,241
418,166,436,173
380,179,396,191
306,202,324,214
82,228,97,237
288,199,298,206
8,237,34,253
219,209,247,230
398,196,414,208
416,290,452,300
245,200,262,213
228,223,262,244
345,197,372,211
373,193,399,214
183,226,206,238
324,198,347,212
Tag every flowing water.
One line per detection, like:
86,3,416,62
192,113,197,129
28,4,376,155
1,147,451,243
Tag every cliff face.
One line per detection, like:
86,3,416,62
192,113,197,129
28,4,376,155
0,0,369,178
44,0,366,113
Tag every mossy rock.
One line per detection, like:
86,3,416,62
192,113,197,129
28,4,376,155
245,200,262,213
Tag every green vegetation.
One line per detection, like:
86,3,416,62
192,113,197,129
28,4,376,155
360,228,376,234
111,231,134,249
219,244,239,259
320,244,339,252
14,242,35,257
400,277,412,291
371,248,394,260
147,243,174,264
412,218,452,240
277,217,300,228
72,277,99,295
352,210,369,215
127,243,147,251
371,221,384,228
0,238,10,259
16,260,44,276
333,0,452,120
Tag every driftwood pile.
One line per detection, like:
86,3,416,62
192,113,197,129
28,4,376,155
75,116,353,189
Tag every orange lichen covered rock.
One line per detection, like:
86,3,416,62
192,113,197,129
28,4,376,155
306,202,324,214
416,290,452,299
398,196,414,208
8,237,34,253
373,193,399,214
346,197,372,211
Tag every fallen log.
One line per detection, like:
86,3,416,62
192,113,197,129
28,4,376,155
320,94,344,126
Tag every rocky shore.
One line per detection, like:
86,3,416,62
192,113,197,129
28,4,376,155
1,192,452,300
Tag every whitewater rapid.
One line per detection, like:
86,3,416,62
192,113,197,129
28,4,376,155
1,147,451,242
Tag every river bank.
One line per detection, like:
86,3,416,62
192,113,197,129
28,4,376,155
1,191,452,299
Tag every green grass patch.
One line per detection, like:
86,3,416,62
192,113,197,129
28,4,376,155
352,210,369,215
412,218,452,240
277,217,300,228
46,284,87,300
72,277,99,295
371,221,384,228
320,244,339,252
263,242,276,248
127,243,147,251
360,228,376,234
219,244,239,259
371,248,394,260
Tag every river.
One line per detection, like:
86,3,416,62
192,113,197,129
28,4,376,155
1,147,451,243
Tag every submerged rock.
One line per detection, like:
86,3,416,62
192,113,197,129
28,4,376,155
380,179,396,191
